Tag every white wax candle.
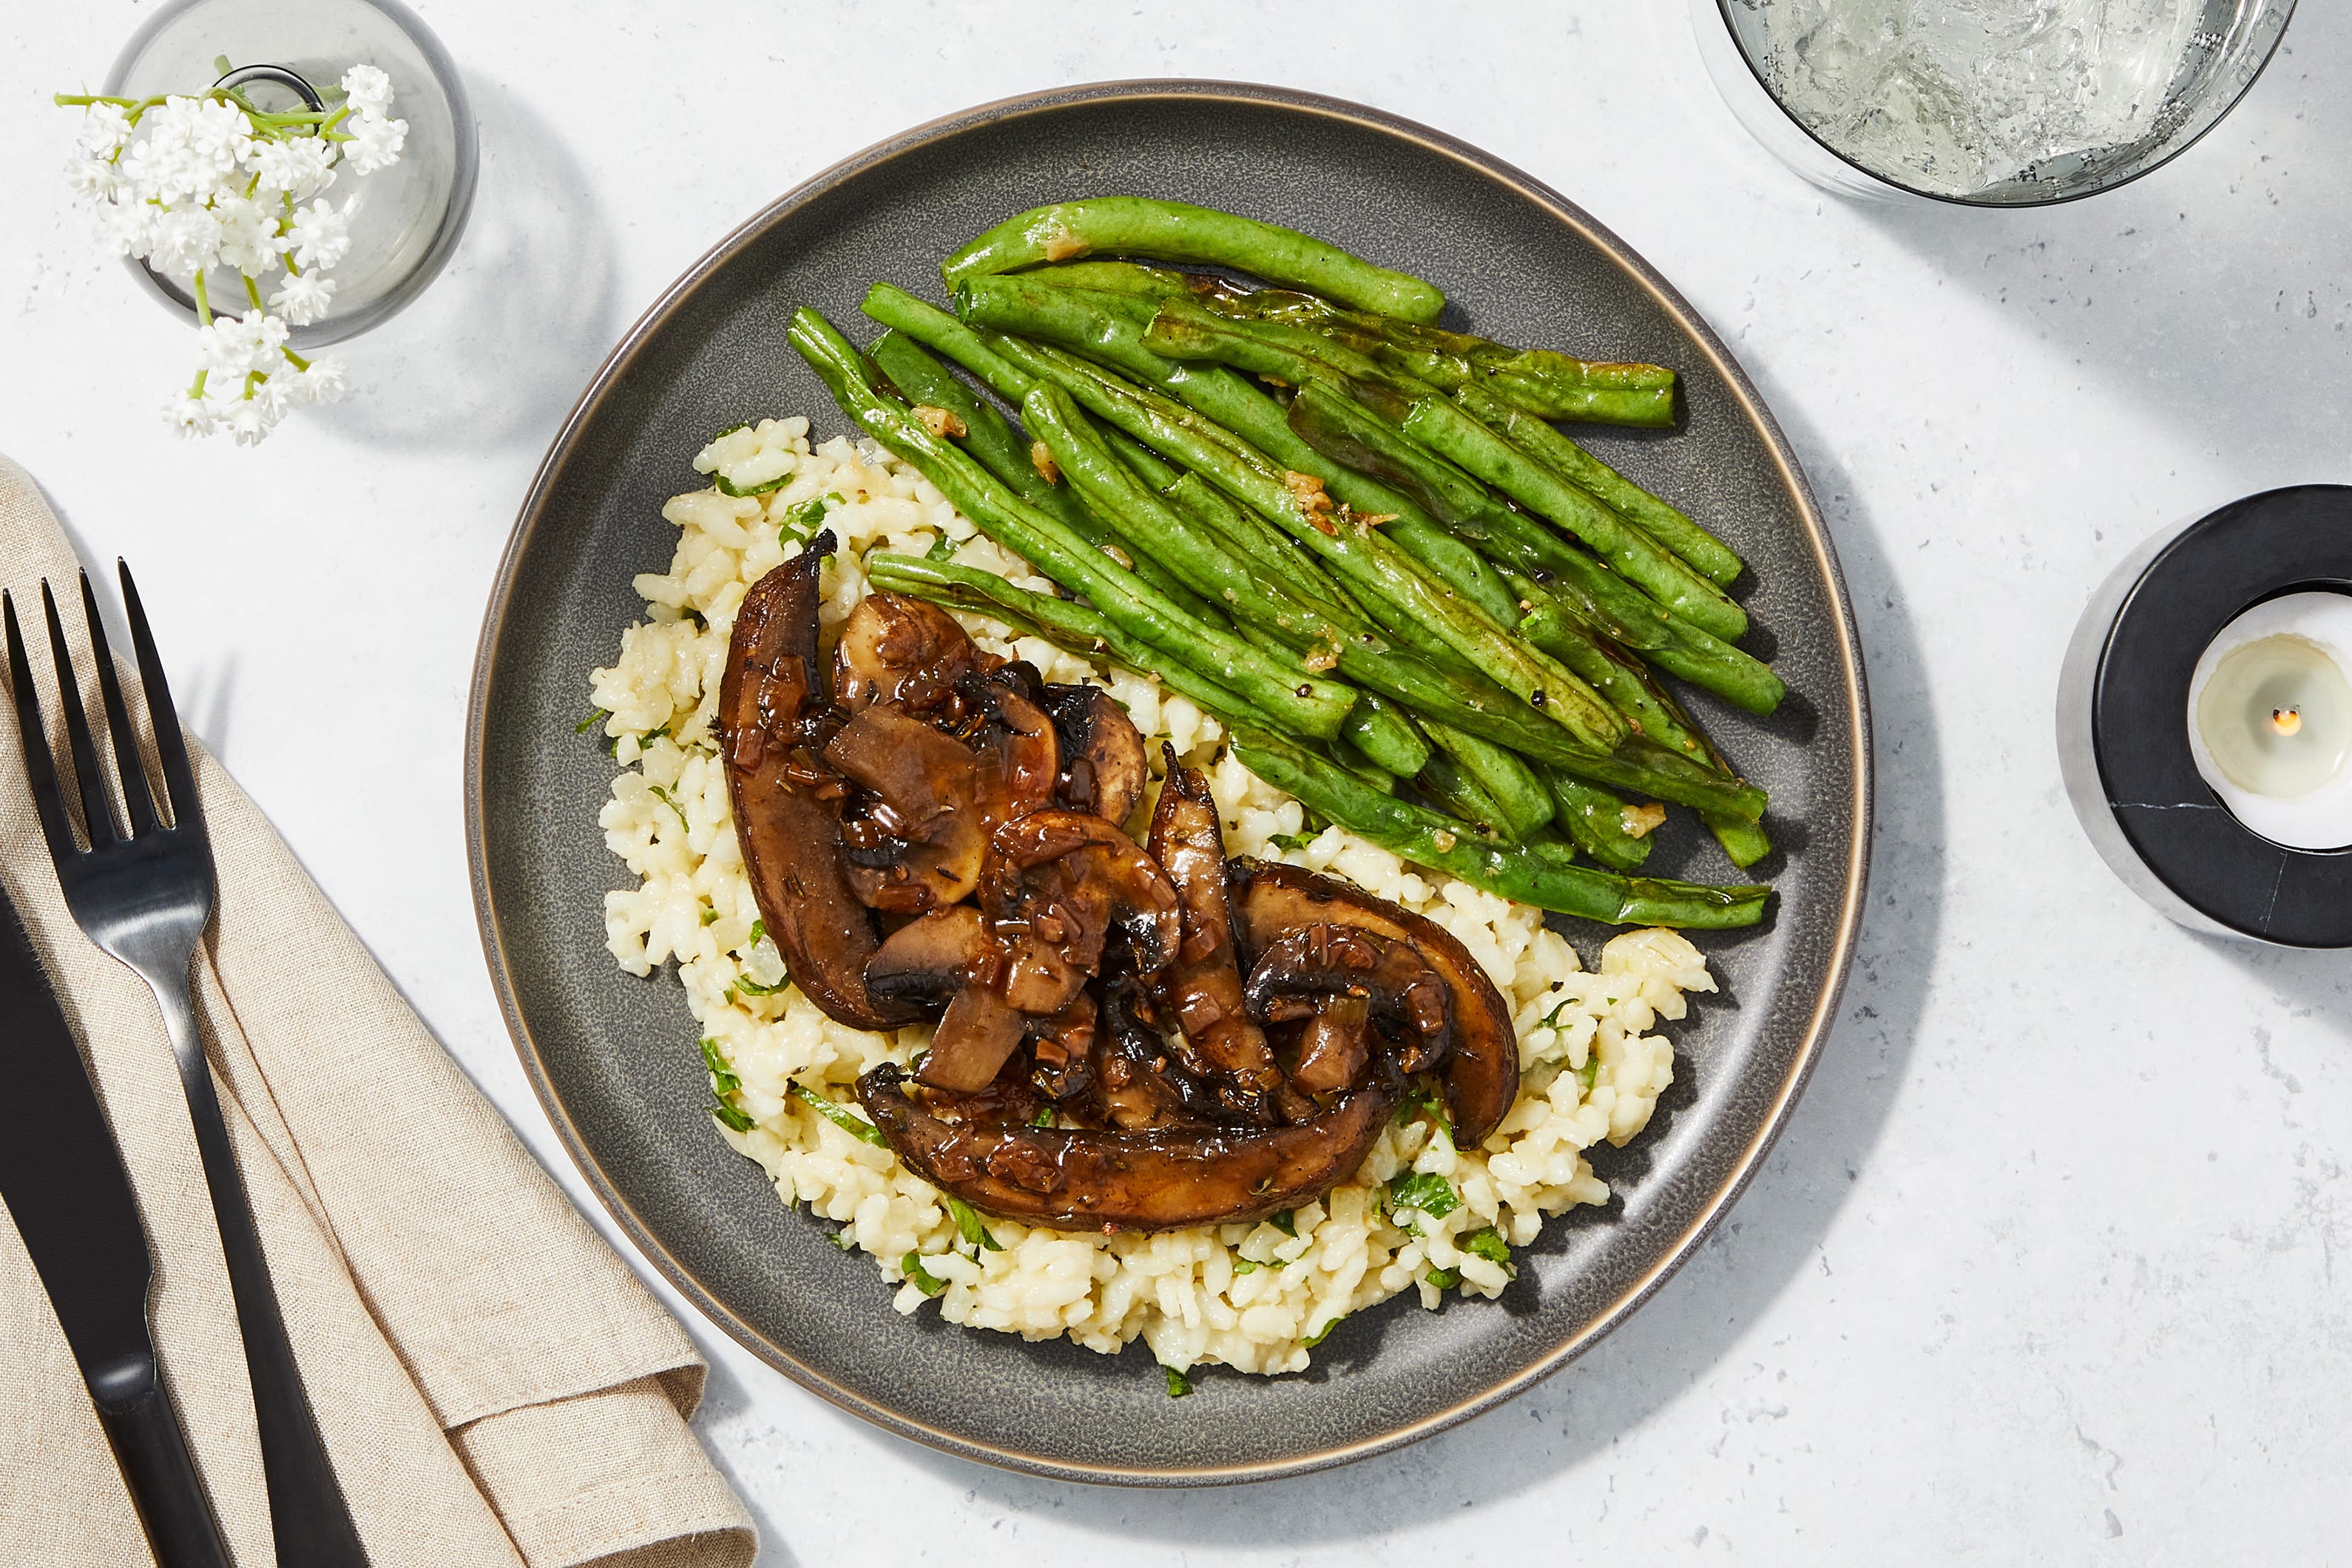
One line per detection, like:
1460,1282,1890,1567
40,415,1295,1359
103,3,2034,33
2186,591,2352,849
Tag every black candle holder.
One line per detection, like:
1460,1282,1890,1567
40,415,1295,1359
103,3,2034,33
2058,484,2352,946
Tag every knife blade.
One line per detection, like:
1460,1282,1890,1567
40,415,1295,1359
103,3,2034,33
0,880,231,1568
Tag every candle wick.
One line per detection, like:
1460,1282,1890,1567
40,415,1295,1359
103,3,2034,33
2273,706,2303,737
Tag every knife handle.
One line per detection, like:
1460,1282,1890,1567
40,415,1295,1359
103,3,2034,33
89,1350,233,1568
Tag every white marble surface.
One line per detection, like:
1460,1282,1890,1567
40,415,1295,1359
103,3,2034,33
6,3,2350,1560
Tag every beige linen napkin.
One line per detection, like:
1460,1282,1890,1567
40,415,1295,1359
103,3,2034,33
0,456,757,1568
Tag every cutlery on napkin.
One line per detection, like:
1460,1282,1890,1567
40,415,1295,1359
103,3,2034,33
0,456,756,1568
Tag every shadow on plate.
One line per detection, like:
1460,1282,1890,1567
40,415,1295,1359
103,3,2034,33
315,75,621,455
877,394,1945,1538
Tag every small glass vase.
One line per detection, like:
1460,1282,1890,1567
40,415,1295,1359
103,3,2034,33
103,0,477,348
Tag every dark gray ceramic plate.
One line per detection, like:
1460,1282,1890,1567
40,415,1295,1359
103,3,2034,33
467,81,1869,1485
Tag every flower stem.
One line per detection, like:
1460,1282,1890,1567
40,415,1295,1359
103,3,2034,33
281,346,311,372
189,368,209,399
192,270,214,327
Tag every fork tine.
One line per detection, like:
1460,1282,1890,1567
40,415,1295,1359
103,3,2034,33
79,572,160,838
4,592,84,867
41,581,118,850
117,562,201,837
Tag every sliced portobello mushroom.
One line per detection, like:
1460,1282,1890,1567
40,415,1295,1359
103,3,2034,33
862,903,1066,1095
1144,746,1286,1121
1230,859,1518,1147
1286,993,1372,1099
720,535,920,1032
1090,979,1231,1132
1244,923,1453,1084
857,1061,1397,1232
823,705,992,914
834,590,987,713
865,904,987,1011
958,670,1061,824
982,809,1183,990
1038,683,1149,828
1028,990,1099,1104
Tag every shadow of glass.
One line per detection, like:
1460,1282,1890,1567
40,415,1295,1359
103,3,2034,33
886,393,1944,1541
311,75,621,454
1842,10,2352,477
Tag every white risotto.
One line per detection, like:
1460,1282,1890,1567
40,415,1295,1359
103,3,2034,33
589,415,1714,1377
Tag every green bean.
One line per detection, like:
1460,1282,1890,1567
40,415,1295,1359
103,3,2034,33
1138,304,1541,628
1337,692,1431,778
943,197,1446,325
1142,296,1429,412
1102,424,1180,489
1501,575,1704,762
1328,743,1400,794
1013,259,1197,298
962,279,1527,629
1202,288,1677,392
1545,776,1654,872
1186,351,1520,628
1283,377,1583,629
1418,718,1554,840
867,331,1212,618
1197,288,1676,425
790,308,1357,740
1456,380,1740,587
1416,750,1517,839
984,335,1623,754
1708,815,1774,870
1473,354,1675,428
862,283,1036,404
866,555,1282,731
958,274,1175,384
1501,581,1772,867
1162,472,1748,823
1403,396,1746,642
1023,383,1335,649
1166,471,1335,601
1278,379,1777,723
865,283,1189,519
1231,728,1768,928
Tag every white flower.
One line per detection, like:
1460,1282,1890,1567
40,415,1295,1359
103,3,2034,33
339,64,394,117
225,397,277,447
64,155,121,200
268,270,337,326
76,103,133,158
212,194,287,274
292,356,348,405
181,95,253,171
98,197,158,258
196,311,290,376
145,203,222,280
129,96,250,203
163,390,221,438
253,370,300,419
248,135,337,200
345,110,406,175
285,197,352,270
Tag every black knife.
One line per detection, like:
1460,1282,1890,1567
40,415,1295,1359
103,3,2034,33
0,880,232,1568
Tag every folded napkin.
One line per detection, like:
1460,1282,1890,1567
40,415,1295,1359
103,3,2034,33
0,456,756,1568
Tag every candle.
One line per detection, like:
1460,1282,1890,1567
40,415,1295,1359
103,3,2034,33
2186,591,2352,849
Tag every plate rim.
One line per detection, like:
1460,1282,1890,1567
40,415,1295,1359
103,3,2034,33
464,77,1873,1487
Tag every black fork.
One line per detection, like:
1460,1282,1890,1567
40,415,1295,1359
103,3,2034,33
5,563,368,1565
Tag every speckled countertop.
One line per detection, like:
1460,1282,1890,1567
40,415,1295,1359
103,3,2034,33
4,3,2348,1560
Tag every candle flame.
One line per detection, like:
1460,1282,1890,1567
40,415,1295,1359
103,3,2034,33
2273,706,2303,737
